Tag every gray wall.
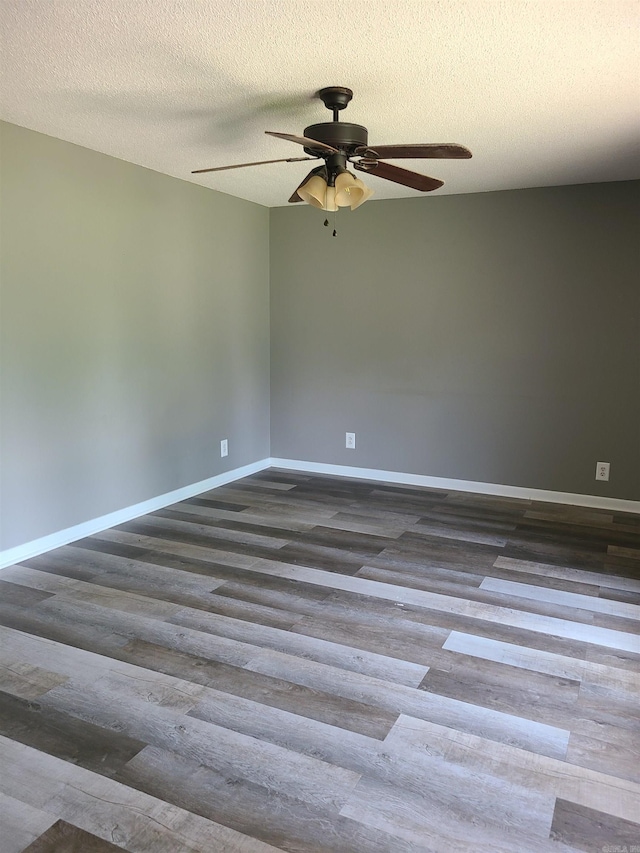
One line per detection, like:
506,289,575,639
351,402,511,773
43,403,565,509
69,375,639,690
1,122,270,550
2,121,638,557
270,182,640,500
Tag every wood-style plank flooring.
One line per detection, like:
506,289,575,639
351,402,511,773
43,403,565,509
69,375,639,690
1,469,639,852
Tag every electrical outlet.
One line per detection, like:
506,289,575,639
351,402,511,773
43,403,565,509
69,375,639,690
595,461,610,481
346,432,356,449
220,439,228,458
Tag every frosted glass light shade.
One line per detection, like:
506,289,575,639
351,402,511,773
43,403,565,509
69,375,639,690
335,171,364,208
298,174,328,208
349,177,374,209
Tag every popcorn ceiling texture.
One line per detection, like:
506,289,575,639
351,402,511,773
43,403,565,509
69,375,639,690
1,0,638,207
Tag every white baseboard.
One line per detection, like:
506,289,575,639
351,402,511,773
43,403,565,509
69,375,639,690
0,459,270,570
3,455,637,570
269,458,640,514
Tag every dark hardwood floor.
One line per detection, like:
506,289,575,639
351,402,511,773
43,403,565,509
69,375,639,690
1,469,639,852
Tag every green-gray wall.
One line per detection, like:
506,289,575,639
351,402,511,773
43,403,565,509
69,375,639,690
1,122,270,550
270,182,640,501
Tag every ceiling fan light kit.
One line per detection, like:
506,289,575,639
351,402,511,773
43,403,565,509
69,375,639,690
298,167,373,211
192,86,471,216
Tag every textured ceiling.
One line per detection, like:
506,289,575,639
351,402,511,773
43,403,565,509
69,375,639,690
1,1,639,207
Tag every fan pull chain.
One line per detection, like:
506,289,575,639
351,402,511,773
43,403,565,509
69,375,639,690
323,215,338,237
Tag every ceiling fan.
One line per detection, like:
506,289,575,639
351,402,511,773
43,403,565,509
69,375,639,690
192,86,472,211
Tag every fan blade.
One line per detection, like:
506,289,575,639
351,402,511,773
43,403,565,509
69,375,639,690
266,131,338,153
192,156,315,174
364,143,472,160
354,161,443,192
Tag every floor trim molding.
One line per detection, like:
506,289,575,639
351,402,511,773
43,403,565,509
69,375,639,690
0,459,271,570
269,458,640,514
3,456,637,570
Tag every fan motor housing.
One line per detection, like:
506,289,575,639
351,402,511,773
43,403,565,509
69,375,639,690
303,122,368,155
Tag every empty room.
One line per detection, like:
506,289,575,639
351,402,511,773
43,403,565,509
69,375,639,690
1,1,639,851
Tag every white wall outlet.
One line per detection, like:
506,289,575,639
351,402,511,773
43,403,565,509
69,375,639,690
346,432,356,449
220,439,228,458
595,461,610,481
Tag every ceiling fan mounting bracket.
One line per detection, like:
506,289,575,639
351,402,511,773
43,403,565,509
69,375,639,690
317,86,353,114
